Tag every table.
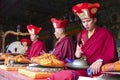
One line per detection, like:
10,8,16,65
101,72,120,80
102,71,120,75
0,68,47,80
1,67,120,80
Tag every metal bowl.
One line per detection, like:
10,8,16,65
73,59,88,67
66,59,89,69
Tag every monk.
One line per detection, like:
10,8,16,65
20,38,31,54
26,24,46,59
72,2,119,78
49,2,119,80
51,18,75,61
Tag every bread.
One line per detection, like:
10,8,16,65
14,55,30,63
0,53,9,60
31,53,64,67
4,54,30,65
102,60,120,72
52,58,64,67
4,54,14,65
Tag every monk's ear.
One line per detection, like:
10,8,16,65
94,18,97,23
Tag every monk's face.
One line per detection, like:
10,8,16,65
30,34,38,42
81,18,96,31
54,28,63,39
21,42,27,47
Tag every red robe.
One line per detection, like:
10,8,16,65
49,27,119,80
52,36,75,60
26,40,46,59
75,26,119,77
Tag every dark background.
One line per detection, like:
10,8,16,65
0,0,120,52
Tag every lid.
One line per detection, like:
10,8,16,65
66,59,89,69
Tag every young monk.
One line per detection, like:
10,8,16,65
20,38,31,54
51,18,75,61
26,24,46,59
72,2,118,77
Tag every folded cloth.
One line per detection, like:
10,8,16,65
78,76,98,80
102,60,120,72
48,70,76,80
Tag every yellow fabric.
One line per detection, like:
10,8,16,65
102,60,120,72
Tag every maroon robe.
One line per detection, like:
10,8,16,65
52,36,75,60
26,40,46,59
75,26,119,77
49,27,118,80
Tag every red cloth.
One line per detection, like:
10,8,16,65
81,27,118,64
76,27,119,76
0,68,46,80
52,36,75,60
49,70,74,80
26,40,46,59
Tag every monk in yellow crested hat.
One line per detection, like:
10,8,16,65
72,2,100,19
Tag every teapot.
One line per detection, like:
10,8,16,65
72,59,88,67
66,55,89,69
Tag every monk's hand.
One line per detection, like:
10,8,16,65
90,60,103,74
79,44,83,53
75,44,83,58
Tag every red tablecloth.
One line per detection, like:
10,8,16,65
0,68,47,80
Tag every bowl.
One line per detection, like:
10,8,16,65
73,59,88,67
66,59,89,69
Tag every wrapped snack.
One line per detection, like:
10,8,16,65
0,53,8,60
4,54,30,65
4,54,14,65
102,60,120,72
30,53,64,67
14,55,30,63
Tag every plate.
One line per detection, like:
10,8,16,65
29,63,64,68
34,64,64,68
26,66,64,72
66,63,88,69
6,53,26,56
14,62,29,64
102,71,120,75
0,59,4,61
0,60,4,64
7,62,29,67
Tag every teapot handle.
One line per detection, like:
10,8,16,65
80,55,87,60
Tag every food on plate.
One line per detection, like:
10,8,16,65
31,53,64,67
14,55,30,63
102,60,120,72
4,54,14,65
4,54,30,65
0,53,7,60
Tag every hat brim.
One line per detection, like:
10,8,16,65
66,63,89,69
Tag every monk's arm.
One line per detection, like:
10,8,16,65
75,44,82,58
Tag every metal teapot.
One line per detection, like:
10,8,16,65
66,56,89,69
72,59,88,67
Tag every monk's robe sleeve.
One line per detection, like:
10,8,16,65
81,27,118,65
